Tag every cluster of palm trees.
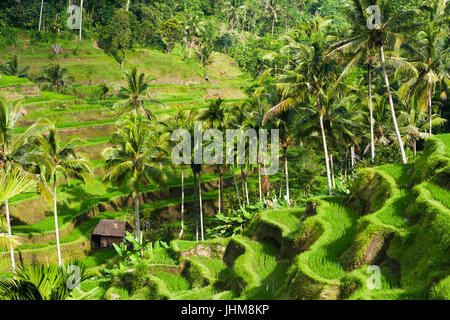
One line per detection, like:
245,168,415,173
261,0,449,196
0,99,92,270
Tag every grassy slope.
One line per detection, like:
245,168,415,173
0,33,249,268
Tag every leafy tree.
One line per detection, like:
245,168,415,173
99,9,133,68
159,18,183,54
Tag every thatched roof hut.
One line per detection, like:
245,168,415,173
91,219,133,248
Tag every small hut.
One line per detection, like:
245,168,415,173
91,219,133,248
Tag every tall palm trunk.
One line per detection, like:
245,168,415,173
232,165,242,207
126,0,130,11
134,184,141,241
217,166,224,213
283,145,290,204
53,175,62,266
368,64,375,161
351,146,356,168
194,172,199,242
79,0,84,40
330,153,336,190
5,200,15,270
428,86,433,135
198,172,204,241
272,17,275,37
38,0,44,32
258,159,262,202
380,45,407,164
318,97,332,195
178,166,184,239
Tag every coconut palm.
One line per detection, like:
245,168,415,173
263,18,337,195
35,64,72,92
358,0,420,163
113,67,161,121
29,125,92,266
103,115,167,241
199,98,228,213
0,99,49,269
159,105,196,239
0,167,34,259
223,0,246,31
398,1,449,135
0,55,30,78
264,0,280,37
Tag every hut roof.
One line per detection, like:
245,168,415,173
92,219,131,238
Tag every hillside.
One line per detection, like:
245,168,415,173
0,34,249,270
70,134,450,300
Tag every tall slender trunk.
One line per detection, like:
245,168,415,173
272,18,275,37
318,97,332,195
428,86,433,135
79,0,84,40
53,175,62,266
194,172,198,242
38,0,44,32
241,165,245,200
244,171,249,205
219,168,224,213
232,166,242,207
198,172,204,241
283,146,290,205
380,45,407,164
258,159,262,202
351,146,356,168
413,139,417,157
126,0,130,11
368,64,375,161
134,184,141,241
330,153,336,190
178,166,184,239
5,200,15,270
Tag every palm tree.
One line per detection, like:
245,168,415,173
113,67,161,121
243,93,268,202
223,0,246,31
35,64,72,92
0,262,89,300
0,167,34,263
30,125,92,266
103,115,167,241
0,55,30,78
199,98,228,214
363,0,420,163
159,105,196,239
0,99,48,269
263,17,337,195
398,0,449,135
264,0,280,37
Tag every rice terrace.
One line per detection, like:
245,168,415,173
0,0,449,304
